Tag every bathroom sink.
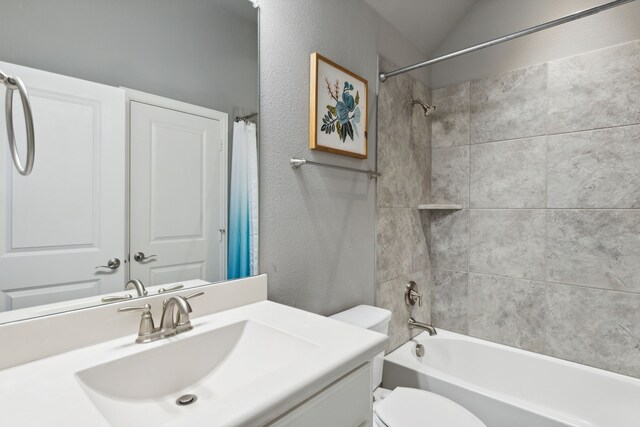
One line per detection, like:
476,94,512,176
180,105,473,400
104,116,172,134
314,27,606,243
76,320,318,426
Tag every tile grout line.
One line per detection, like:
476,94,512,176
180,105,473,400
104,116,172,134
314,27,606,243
467,208,640,211
544,65,550,349
431,267,640,298
430,121,640,151
466,86,471,332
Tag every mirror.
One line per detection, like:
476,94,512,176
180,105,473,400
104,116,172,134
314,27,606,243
0,0,259,323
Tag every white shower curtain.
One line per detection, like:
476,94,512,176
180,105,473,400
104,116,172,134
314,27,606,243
228,120,258,279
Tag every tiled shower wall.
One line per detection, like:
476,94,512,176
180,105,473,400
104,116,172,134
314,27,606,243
376,58,432,352
429,40,640,378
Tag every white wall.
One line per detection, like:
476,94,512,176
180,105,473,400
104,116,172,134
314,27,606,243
431,0,640,88
259,0,428,315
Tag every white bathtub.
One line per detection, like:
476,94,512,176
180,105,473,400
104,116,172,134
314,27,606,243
382,329,640,427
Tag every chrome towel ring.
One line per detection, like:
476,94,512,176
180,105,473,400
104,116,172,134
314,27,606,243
0,69,35,176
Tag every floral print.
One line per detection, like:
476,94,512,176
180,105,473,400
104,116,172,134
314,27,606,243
320,78,362,142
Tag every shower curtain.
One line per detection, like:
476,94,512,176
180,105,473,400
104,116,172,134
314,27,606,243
228,120,258,279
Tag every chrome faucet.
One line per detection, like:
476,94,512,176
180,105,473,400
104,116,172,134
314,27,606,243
408,317,437,336
160,292,202,334
125,279,148,297
118,291,204,343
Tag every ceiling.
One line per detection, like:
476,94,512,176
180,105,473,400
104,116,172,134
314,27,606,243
364,0,479,57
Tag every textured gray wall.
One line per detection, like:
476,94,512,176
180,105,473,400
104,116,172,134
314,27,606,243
429,40,640,378
0,0,258,141
259,0,377,315
258,0,428,315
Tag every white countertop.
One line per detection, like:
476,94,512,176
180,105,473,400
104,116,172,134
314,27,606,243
0,300,386,426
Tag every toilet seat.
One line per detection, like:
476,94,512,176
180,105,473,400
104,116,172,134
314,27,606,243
374,387,486,427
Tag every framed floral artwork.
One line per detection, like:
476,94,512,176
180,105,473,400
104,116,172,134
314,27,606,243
309,53,368,159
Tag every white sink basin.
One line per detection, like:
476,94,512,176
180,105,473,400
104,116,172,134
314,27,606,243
76,320,318,426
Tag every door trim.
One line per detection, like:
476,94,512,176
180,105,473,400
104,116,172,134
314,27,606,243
123,89,228,281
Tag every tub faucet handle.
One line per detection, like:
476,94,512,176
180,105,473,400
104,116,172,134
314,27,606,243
405,281,422,307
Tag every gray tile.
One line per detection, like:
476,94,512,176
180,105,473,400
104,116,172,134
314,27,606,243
432,146,469,208
432,82,470,148
468,274,546,352
409,143,431,206
377,274,412,353
378,57,413,140
470,137,547,208
548,126,640,208
378,60,430,208
410,209,430,273
470,64,547,144
548,40,640,134
545,284,640,378
409,80,432,206
377,270,431,353
470,210,545,280
405,140,430,207
430,209,469,271
546,210,640,292
431,269,468,334
411,79,432,150
376,208,412,283
377,57,412,208
377,130,411,208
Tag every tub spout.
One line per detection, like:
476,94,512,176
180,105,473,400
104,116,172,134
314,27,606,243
408,317,437,336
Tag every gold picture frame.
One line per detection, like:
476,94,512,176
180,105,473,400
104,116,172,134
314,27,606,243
309,53,368,159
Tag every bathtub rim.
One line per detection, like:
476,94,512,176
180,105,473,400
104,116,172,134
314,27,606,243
384,329,640,427
388,329,640,386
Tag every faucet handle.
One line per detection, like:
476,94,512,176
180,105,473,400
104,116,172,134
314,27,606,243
118,303,156,342
118,304,151,314
184,291,204,300
102,294,133,303
405,281,422,307
410,290,422,307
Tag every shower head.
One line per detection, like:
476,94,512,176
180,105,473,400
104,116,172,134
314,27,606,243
410,98,436,116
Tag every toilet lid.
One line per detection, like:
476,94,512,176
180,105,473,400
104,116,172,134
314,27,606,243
375,387,486,427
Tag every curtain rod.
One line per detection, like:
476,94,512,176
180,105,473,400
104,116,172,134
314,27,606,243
235,112,257,123
379,0,637,82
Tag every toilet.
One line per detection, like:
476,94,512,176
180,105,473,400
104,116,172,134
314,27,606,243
330,305,486,427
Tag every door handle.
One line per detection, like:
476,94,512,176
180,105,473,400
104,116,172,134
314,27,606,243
133,252,157,262
95,258,121,270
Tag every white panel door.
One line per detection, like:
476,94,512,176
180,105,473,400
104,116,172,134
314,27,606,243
129,100,226,285
0,61,126,311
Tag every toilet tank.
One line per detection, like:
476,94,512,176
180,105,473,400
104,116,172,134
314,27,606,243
329,305,391,390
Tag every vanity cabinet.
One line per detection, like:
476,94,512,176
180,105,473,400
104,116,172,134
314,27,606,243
268,363,372,427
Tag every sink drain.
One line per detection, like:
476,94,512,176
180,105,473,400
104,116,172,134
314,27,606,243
176,394,198,406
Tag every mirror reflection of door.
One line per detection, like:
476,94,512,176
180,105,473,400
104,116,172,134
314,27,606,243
0,69,230,313
0,62,126,310
128,93,227,286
